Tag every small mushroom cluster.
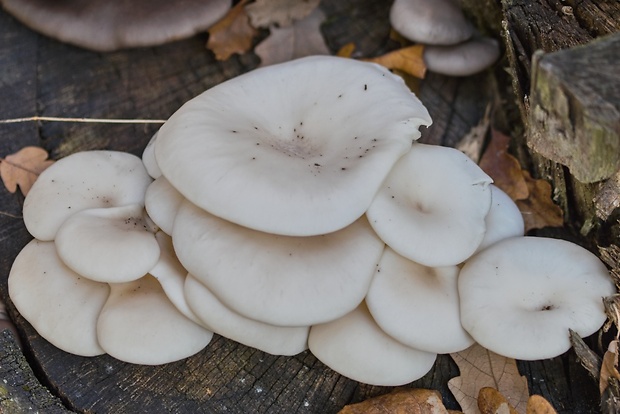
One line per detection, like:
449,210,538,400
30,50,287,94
390,0,500,76
9,151,213,364
8,57,616,387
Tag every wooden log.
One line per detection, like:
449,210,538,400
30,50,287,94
461,0,620,238
528,33,620,184
0,329,73,413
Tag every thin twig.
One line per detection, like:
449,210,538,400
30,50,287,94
0,116,166,124
0,211,23,219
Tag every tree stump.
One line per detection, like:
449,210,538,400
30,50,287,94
0,0,615,413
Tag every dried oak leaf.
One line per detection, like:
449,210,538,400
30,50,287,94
0,146,54,196
478,129,563,231
245,0,320,28
525,395,557,414
207,0,257,61
448,344,529,414
478,128,528,201
254,8,329,67
478,387,518,414
338,388,455,414
336,42,356,58
515,170,564,232
600,340,620,395
364,45,427,79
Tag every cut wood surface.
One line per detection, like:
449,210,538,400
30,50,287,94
0,0,608,413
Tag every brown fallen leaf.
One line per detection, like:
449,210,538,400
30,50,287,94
478,128,564,231
449,344,529,414
515,170,564,232
206,0,257,61
478,129,528,201
338,388,452,414
601,340,620,395
336,42,356,58
478,387,519,414
245,0,321,28
525,395,557,414
254,8,329,67
364,45,427,79
0,146,54,196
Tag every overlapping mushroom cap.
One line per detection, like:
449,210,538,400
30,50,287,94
9,151,213,364
459,237,616,360
154,56,432,236
173,199,385,327
366,143,492,267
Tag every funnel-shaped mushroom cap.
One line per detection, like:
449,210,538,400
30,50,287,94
1,0,232,51
424,37,500,77
23,151,152,241
149,232,202,325
156,56,432,236
55,204,160,283
8,240,109,356
367,143,492,267
145,176,185,235
459,237,616,360
97,275,213,365
366,248,474,354
308,302,437,386
185,276,309,356
475,185,524,253
390,0,474,45
173,199,385,327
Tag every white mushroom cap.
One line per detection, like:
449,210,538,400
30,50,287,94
185,276,309,356
8,240,109,356
155,56,432,236
366,143,492,267
96,275,213,365
423,37,501,77
173,199,385,327
55,204,160,283
475,185,524,253
1,0,232,51
459,236,617,360
366,248,474,354
23,150,152,241
142,132,162,179
149,232,202,325
144,176,185,235
389,0,474,45
308,302,437,386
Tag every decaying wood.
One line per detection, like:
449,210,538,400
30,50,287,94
0,329,73,413
478,0,620,242
528,33,620,184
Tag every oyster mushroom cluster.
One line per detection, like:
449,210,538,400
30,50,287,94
8,57,616,387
